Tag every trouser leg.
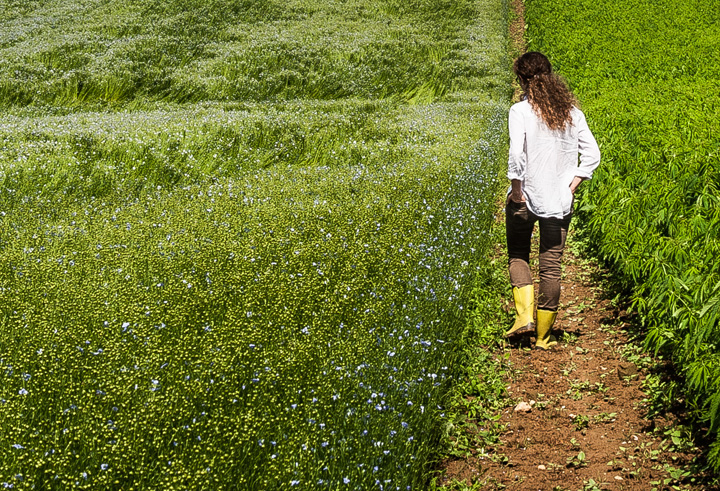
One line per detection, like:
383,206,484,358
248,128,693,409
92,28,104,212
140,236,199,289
505,200,537,288
537,213,571,311
504,200,538,337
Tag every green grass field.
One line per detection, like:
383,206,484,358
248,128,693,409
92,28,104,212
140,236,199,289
0,0,512,488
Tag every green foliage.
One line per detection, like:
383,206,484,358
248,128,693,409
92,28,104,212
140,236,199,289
439,246,513,461
581,479,603,491
429,476,485,491
525,0,720,471
0,0,513,488
571,414,589,432
593,412,616,424
566,450,587,469
0,0,510,107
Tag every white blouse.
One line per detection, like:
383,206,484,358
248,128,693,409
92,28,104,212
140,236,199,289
507,100,601,218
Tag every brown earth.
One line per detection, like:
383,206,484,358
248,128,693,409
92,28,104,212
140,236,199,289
434,3,718,489
438,244,712,490
508,0,526,62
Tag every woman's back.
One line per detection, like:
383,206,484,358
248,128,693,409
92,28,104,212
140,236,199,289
507,100,599,218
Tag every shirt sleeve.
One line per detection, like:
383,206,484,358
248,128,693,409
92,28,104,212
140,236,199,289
574,110,601,179
507,105,526,181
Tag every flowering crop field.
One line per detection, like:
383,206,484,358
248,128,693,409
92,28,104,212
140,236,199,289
0,0,511,489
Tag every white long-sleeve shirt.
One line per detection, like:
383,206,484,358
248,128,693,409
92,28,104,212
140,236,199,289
507,100,601,218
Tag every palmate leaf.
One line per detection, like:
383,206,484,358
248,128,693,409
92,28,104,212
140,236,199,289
709,439,720,472
527,0,720,475
709,389,720,435
687,358,714,393
698,280,720,318
686,281,720,350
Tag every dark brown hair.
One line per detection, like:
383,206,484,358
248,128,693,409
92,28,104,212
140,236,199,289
513,52,577,131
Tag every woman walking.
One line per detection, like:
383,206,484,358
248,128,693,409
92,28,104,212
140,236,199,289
503,52,601,349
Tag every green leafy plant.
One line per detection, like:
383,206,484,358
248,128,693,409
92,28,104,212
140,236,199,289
581,479,604,491
572,414,590,431
0,0,513,488
566,450,587,468
593,412,617,424
527,0,720,472
560,331,579,344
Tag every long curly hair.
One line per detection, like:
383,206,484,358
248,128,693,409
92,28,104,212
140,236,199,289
513,52,577,131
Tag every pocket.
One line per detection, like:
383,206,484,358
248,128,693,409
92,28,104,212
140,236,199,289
507,200,529,221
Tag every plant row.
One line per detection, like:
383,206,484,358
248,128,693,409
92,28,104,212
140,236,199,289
525,0,720,469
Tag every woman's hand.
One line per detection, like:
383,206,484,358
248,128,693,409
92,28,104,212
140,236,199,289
570,176,584,194
509,179,525,202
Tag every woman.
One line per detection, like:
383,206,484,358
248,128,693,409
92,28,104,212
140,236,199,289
503,52,600,349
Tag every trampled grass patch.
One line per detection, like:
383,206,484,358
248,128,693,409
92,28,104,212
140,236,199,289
0,0,507,106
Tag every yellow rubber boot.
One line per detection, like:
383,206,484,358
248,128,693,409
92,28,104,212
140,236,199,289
504,285,535,338
535,309,558,350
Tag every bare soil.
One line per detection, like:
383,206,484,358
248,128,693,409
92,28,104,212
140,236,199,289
437,246,713,490
508,0,526,61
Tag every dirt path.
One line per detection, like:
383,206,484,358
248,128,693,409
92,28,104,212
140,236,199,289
440,245,710,490
434,3,715,489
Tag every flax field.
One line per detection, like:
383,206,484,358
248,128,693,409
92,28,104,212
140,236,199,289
0,0,512,488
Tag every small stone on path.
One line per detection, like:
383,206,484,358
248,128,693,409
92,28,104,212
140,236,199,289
537,465,546,470
514,401,532,412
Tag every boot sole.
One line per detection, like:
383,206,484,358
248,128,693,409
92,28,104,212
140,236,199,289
504,323,535,339
533,343,557,350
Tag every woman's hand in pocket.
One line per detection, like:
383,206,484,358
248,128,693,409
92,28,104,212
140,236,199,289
570,176,584,194
508,192,525,203
509,179,526,203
